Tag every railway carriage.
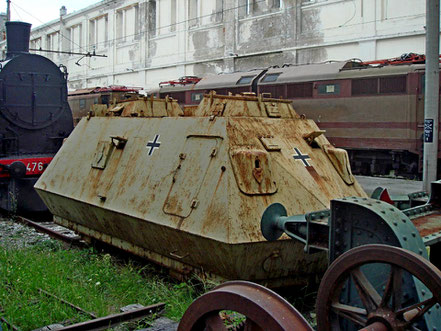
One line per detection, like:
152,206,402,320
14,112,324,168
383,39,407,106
153,60,435,177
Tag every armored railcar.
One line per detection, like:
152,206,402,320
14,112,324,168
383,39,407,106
35,93,365,286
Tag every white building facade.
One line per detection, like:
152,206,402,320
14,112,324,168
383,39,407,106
7,0,427,91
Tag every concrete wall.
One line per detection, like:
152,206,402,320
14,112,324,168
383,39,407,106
3,0,426,91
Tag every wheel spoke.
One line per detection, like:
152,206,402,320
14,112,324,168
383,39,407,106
380,265,396,308
396,296,437,325
351,267,382,312
392,266,403,310
331,302,368,326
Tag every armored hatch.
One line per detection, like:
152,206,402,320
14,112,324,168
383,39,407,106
35,93,366,287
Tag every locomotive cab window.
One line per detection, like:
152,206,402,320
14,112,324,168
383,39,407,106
79,99,86,110
352,78,378,95
261,73,280,83
317,83,340,95
101,95,110,105
237,76,254,85
191,92,204,102
379,76,407,94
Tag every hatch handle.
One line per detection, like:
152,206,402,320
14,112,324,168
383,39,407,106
169,250,189,259
110,136,128,149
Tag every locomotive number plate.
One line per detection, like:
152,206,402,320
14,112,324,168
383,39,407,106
0,157,53,177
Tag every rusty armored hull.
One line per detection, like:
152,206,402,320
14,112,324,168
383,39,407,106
35,94,366,286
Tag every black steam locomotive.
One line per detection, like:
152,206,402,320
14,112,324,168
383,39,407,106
0,22,73,212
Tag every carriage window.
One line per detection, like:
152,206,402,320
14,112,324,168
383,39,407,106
379,76,407,94
101,95,110,105
287,82,313,98
262,73,280,83
237,76,254,85
94,97,99,104
191,92,203,102
317,83,340,95
352,78,378,95
79,99,86,110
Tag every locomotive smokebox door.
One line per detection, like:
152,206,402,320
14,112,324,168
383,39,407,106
0,21,73,212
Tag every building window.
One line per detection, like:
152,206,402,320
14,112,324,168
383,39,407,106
46,31,59,60
67,24,82,54
116,4,139,42
30,37,42,52
157,0,176,35
239,0,282,17
188,0,222,27
239,0,253,16
189,0,199,27
268,0,282,9
89,15,108,49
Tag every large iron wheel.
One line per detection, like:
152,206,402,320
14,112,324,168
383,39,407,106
316,244,441,330
178,280,313,331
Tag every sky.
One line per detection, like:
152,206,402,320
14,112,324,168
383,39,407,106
1,0,99,28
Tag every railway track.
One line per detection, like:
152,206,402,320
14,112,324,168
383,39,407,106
0,214,178,331
13,215,85,247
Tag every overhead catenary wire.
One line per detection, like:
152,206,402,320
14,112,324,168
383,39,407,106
8,0,425,67
9,0,425,51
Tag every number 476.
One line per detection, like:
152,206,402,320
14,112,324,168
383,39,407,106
26,162,44,172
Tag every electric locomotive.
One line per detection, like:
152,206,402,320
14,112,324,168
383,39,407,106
0,21,73,212
152,59,434,178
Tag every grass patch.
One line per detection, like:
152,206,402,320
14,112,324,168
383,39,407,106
0,240,200,330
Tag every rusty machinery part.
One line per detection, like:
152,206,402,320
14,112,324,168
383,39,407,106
316,244,441,330
177,280,313,331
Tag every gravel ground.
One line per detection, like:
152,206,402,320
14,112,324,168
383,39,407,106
0,216,52,249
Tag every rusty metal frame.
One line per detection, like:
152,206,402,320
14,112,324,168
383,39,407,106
39,289,97,319
58,303,165,330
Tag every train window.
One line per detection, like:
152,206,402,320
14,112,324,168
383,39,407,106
237,76,254,85
94,97,99,104
317,83,340,95
171,92,186,102
79,99,86,110
287,83,313,98
262,73,280,83
352,78,378,95
191,92,204,102
379,76,407,94
101,95,110,105
260,85,284,98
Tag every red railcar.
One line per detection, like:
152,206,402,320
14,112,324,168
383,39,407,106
151,61,437,177
68,86,141,125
